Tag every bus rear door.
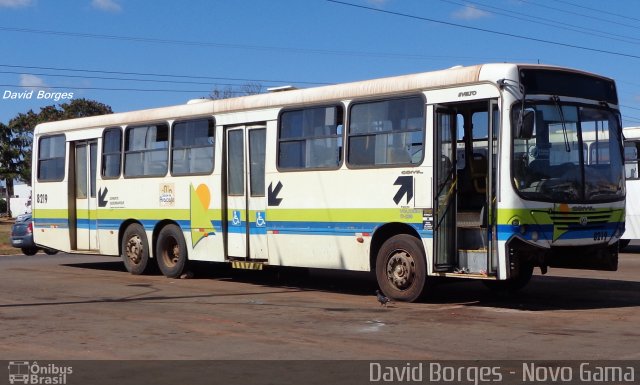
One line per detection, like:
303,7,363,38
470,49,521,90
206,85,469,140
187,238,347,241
224,125,268,262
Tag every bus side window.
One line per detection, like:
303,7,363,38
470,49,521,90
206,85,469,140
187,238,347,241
278,105,343,170
38,134,66,182
124,123,169,178
102,127,122,178
347,96,424,167
625,141,639,179
171,118,215,176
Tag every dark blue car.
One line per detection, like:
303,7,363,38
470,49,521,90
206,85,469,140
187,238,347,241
10,214,58,256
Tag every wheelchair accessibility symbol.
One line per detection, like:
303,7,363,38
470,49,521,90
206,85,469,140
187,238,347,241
256,211,266,227
231,210,241,226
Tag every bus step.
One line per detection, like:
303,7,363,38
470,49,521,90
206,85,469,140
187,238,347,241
458,249,488,274
231,261,265,270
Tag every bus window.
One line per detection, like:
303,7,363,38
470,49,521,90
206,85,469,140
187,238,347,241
124,123,169,177
278,105,343,170
171,118,214,176
37,134,66,182
102,127,122,178
625,141,639,179
347,96,424,167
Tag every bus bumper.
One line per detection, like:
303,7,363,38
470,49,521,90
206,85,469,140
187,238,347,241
506,237,619,275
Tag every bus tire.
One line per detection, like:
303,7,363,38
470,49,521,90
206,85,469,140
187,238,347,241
483,263,534,293
375,234,427,302
619,239,631,250
43,248,58,255
121,223,150,275
156,224,188,278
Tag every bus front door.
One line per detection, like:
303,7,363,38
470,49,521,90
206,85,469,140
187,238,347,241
72,140,98,251
434,100,499,275
224,125,268,261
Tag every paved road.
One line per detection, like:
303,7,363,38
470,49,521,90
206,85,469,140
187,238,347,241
0,250,639,360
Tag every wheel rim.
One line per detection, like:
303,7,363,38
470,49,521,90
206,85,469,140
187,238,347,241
126,235,144,265
161,236,180,268
386,249,416,290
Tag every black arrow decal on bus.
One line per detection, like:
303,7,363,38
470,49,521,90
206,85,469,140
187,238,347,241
268,182,283,206
393,176,413,205
98,187,108,207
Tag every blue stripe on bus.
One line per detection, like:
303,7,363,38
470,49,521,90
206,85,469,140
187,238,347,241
37,216,620,243
496,222,622,242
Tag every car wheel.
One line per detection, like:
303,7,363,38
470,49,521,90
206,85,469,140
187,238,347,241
21,247,38,256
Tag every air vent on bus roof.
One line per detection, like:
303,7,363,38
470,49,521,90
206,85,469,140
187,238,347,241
186,98,209,104
267,85,298,93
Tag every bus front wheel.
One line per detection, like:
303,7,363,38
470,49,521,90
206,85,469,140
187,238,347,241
121,223,150,275
375,234,427,302
156,224,188,278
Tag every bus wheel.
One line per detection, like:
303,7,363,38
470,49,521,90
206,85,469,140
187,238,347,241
43,248,58,255
121,223,150,275
483,263,534,293
156,224,188,278
619,239,631,250
375,234,427,302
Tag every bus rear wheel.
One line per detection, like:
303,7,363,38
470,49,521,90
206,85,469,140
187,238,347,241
156,224,188,278
375,234,427,302
121,223,150,275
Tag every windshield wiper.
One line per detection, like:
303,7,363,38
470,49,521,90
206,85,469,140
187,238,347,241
552,95,571,152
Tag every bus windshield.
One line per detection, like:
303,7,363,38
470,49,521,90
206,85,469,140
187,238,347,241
512,102,624,203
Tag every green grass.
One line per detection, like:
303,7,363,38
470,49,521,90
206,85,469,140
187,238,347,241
0,219,21,255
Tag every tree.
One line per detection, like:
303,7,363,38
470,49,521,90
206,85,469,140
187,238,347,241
209,82,263,100
1,98,112,215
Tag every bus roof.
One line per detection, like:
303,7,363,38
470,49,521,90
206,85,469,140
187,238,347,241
623,127,640,140
34,63,612,135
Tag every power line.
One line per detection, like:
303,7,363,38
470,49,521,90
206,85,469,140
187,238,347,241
518,0,640,32
0,70,285,88
0,84,219,94
325,0,640,60
553,0,640,23
0,63,330,85
0,26,535,63
440,0,640,45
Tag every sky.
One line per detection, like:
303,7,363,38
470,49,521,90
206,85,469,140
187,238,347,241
1,0,640,127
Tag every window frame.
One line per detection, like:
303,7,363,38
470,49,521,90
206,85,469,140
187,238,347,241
276,103,345,172
170,117,216,177
101,127,123,179
346,94,426,169
37,134,66,182
123,122,170,179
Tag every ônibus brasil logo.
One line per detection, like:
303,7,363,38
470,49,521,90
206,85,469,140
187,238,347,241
8,361,73,385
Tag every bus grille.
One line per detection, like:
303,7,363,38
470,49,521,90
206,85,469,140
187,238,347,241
549,211,612,230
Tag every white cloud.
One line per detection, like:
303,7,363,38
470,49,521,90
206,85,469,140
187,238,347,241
452,5,490,20
0,0,33,8
20,74,47,89
91,0,121,12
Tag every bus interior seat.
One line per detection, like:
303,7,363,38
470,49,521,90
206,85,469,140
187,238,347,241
469,153,487,194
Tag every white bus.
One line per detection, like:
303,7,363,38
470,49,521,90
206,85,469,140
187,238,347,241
32,63,625,302
620,127,640,247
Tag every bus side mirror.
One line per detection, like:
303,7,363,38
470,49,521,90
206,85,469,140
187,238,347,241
517,110,535,140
